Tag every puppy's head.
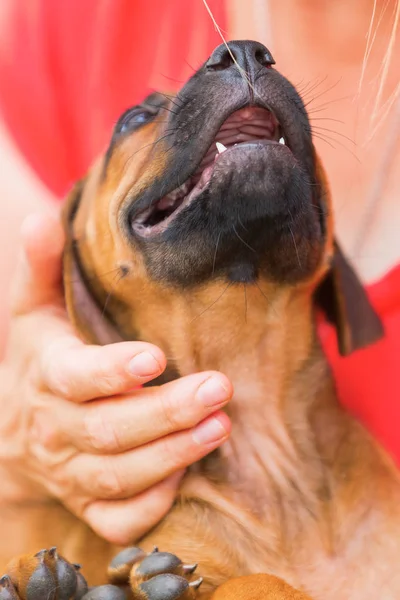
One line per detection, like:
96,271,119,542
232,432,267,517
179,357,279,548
63,41,383,362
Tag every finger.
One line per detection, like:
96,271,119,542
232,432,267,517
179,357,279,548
11,212,65,314
66,411,231,500
40,339,167,401
81,470,185,545
59,372,233,453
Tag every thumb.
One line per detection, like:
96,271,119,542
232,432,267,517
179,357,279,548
11,212,66,315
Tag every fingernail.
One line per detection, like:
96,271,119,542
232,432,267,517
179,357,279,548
128,352,161,377
192,416,228,445
196,377,230,408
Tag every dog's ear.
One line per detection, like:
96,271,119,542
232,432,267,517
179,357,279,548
62,180,123,345
315,241,384,356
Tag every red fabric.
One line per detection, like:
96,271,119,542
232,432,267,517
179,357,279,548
0,0,226,197
0,1,399,463
320,264,400,465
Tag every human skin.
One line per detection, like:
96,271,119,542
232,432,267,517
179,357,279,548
0,212,233,546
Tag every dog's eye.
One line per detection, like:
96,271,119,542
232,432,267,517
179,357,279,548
117,108,153,134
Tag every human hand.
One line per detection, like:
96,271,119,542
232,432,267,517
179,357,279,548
0,212,232,544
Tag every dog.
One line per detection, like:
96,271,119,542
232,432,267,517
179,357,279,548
2,40,400,600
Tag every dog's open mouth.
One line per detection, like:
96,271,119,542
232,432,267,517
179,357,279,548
132,106,289,237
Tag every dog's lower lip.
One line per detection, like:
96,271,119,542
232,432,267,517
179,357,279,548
131,142,290,239
131,106,290,238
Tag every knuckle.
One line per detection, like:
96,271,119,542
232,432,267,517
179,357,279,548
40,342,73,397
159,436,187,472
27,396,62,453
52,463,81,499
92,352,127,396
82,407,120,452
86,507,136,546
159,390,181,432
95,458,126,498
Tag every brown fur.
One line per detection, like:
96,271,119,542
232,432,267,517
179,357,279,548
2,43,399,600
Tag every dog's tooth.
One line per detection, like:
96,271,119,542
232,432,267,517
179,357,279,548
279,137,285,145
216,142,227,154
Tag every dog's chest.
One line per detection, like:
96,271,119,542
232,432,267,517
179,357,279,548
180,467,400,599
252,506,400,599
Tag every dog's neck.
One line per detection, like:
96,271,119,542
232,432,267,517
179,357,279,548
146,281,341,517
160,281,328,409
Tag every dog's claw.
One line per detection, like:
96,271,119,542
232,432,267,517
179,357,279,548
0,576,19,600
181,565,197,575
188,578,203,590
127,548,202,599
3,549,88,600
133,552,185,580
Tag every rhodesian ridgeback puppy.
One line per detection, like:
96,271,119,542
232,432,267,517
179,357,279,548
2,40,399,600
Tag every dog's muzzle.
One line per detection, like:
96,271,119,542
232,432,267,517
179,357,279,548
121,41,326,286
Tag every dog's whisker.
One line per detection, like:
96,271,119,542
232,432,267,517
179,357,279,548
212,232,222,277
201,0,258,98
310,126,357,146
184,58,199,74
100,272,125,320
145,102,179,116
309,117,346,125
243,284,248,324
311,132,361,162
238,215,249,233
122,132,176,173
158,92,184,109
311,133,337,150
159,73,186,84
64,267,121,286
233,225,256,254
296,75,330,99
303,78,343,108
306,94,354,113
288,223,302,269
254,281,278,317
190,283,232,324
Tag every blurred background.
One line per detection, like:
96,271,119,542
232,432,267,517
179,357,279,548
0,1,398,371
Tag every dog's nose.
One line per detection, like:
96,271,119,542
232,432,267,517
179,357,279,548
206,40,275,76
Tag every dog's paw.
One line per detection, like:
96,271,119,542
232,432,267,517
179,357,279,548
108,547,202,600
2,547,88,600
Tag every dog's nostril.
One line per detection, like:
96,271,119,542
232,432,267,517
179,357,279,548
206,48,236,71
254,48,274,67
207,41,276,74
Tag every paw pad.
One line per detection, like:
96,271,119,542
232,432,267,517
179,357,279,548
109,547,202,600
2,548,88,600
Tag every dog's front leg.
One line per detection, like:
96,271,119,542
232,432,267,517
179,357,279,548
1,547,313,600
109,546,201,599
1,548,89,600
109,548,313,600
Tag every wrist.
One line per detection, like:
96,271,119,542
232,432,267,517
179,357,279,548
0,365,48,506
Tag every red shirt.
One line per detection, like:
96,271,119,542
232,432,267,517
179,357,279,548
1,0,399,463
